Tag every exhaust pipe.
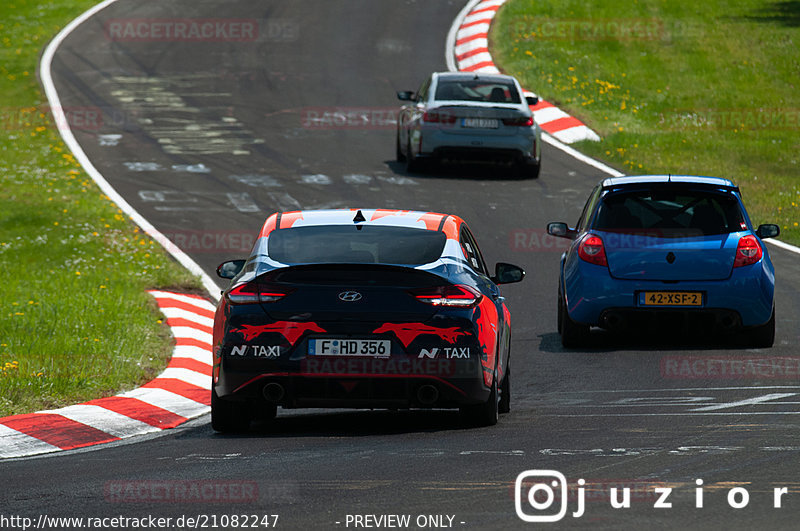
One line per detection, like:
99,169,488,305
262,382,285,403
602,311,626,331
417,385,439,405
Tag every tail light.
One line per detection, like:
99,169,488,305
502,116,534,126
733,235,763,268
578,234,608,267
410,284,482,308
226,281,294,304
422,111,456,124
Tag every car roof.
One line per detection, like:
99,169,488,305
601,175,738,191
433,71,517,84
257,209,463,241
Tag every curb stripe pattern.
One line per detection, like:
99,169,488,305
452,0,601,144
0,291,214,459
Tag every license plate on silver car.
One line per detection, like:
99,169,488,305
462,118,499,129
308,339,391,357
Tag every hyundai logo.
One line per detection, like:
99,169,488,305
338,291,363,302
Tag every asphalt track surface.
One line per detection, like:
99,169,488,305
4,1,800,529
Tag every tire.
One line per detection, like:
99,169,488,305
515,161,540,179
396,132,406,162
211,388,251,433
559,290,590,348
461,376,499,427
745,308,775,348
498,366,510,414
406,140,424,173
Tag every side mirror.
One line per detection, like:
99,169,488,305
216,259,246,279
397,90,415,101
525,95,539,106
756,224,780,240
492,262,525,285
547,222,576,239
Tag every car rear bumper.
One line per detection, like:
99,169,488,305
565,261,774,328
418,126,539,162
215,358,491,409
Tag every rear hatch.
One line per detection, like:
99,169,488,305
602,231,740,281
256,265,446,323
427,103,531,137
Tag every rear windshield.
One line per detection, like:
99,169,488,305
593,190,746,236
267,226,446,265
434,80,521,103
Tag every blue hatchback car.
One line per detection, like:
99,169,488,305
547,175,779,347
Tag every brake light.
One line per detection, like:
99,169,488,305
410,284,482,308
502,116,534,126
733,235,763,268
578,234,608,266
422,111,456,124
226,282,294,304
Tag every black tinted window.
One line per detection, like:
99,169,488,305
267,226,446,265
435,80,521,103
593,190,746,236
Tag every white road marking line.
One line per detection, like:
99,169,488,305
40,0,221,298
546,386,800,393
766,238,800,255
171,163,211,173
98,134,121,146
343,174,372,184
459,450,524,456
123,162,162,172
138,190,197,202
154,206,229,212
229,174,281,187
268,192,302,211
377,175,417,185
545,412,800,417
226,192,260,212
691,393,797,412
300,174,332,185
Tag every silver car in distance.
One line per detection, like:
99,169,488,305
396,72,542,178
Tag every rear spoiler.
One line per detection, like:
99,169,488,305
601,181,740,194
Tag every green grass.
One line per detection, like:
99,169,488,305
491,0,800,241
0,0,203,416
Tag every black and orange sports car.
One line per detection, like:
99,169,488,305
211,209,524,431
